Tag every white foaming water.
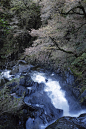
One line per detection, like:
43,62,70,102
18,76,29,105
1,70,21,81
45,80,69,116
31,72,69,116
1,70,12,80
27,71,86,129
31,72,86,117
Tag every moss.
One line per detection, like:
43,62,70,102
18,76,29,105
70,67,82,77
0,85,24,115
80,86,86,94
6,76,24,85
80,97,85,103
71,53,86,68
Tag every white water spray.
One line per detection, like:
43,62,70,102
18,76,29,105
31,72,69,116
1,70,13,81
31,72,86,117
1,70,86,118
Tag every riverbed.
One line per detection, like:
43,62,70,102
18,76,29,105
0,64,86,129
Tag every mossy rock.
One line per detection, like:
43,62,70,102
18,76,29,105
46,116,86,129
0,85,25,115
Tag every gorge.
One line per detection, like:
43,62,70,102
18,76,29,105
0,64,86,129
0,0,86,129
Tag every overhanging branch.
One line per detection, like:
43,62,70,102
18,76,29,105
49,36,77,57
61,3,86,17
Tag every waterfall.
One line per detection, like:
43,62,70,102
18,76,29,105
31,71,86,117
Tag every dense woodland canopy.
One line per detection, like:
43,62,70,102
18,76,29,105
0,0,41,60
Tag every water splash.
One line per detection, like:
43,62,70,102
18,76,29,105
31,72,86,117
1,70,13,81
31,72,69,116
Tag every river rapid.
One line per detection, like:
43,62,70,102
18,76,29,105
0,64,86,129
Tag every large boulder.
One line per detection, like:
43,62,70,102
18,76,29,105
46,113,86,129
24,91,63,128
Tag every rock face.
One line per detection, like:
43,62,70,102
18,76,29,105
24,91,63,126
46,114,86,129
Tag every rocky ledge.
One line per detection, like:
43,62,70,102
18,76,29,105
46,113,86,129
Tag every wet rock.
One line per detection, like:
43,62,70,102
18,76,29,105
45,79,48,82
72,88,81,98
24,91,63,126
81,99,86,109
36,82,45,91
11,64,31,75
80,90,86,108
26,82,45,95
0,70,2,73
27,82,40,94
0,113,26,129
11,65,19,75
19,77,26,86
10,83,29,97
65,71,75,86
16,85,28,97
25,75,33,87
81,90,86,98
8,82,17,87
26,117,42,129
46,114,86,129
11,86,19,93
19,65,31,73
18,60,27,65
78,113,86,125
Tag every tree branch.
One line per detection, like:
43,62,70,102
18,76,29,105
73,23,86,34
49,36,77,57
61,4,86,17
22,0,30,9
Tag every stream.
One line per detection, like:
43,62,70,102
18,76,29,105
0,64,86,129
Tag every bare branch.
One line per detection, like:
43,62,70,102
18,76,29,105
60,3,86,17
73,23,86,34
49,36,77,57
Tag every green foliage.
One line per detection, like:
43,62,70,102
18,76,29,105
70,53,86,78
0,0,11,8
71,53,86,68
0,18,11,33
10,0,41,29
0,17,12,59
0,0,41,60
81,86,86,94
